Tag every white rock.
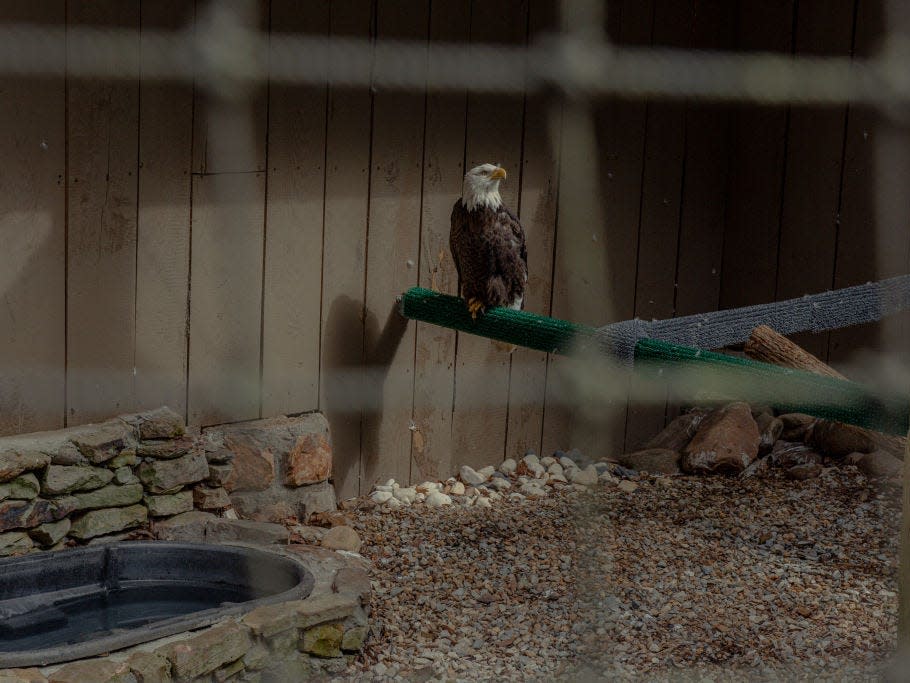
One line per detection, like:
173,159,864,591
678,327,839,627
371,490,393,504
393,487,418,504
500,458,517,475
522,454,540,468
374,484,394,493
459,465,487,486
486,490,502,500
476,497,492,508
385,478,397,487
599,472,617,484
548,462,564,476
540,456,556,467
618,480,639,493
417,481,440,492
508,493,526,502
519,482,547,498
549,473,568,484
478,465,496,479
517,475,529,485
386,496,404,508
559,456,575,469
416,492,426,502
223,508,239,520
425,491,453,507
451,481,466,496
489,477,511,491
465,495,476,507
569,465,598,486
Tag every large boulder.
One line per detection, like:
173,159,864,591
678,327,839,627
644,411,706,452
618,448,681,475
854,450,902,478
809,420,877,457
682,402,760,475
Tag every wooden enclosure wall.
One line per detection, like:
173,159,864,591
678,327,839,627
1,0,902,499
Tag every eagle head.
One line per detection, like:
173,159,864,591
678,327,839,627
462,162,507,211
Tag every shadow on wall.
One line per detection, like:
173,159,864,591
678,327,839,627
321,295,409,496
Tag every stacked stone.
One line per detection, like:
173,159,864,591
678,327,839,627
0,407,230,555
201,413,336,523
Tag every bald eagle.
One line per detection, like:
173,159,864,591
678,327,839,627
449,163,528,322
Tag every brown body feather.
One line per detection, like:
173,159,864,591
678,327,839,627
449,199,528,311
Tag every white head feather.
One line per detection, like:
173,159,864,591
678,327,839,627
462,163,507,211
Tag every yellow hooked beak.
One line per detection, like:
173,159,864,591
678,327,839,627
490,167,507,180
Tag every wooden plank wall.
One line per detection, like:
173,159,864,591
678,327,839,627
1,0,900,498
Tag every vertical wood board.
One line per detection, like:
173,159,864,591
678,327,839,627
506,0,561,460
0,1,66,435
135,0,195,417
187,172,266,425
720,0,796,311
319,0,374,498
542,0,653,459
261,0,330,417
66,0,140,425
775,0,857,358
361,0,429,489
411,1,471,483
451,0,528,470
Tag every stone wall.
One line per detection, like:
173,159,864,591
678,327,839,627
0,408,337,555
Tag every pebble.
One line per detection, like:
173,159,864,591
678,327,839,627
393,487,418,504
489,477,512,491
385,496,404,509
559,456,575,469
320,525,362,553
451,481,466,496
478,466,496,479
519,482,548,498
345,466,896,681
371,490,393,504
568,465,598,486
500,458,517,475
425,491,453,507
459,465,488,486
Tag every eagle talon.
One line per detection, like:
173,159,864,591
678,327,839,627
466,298,485,321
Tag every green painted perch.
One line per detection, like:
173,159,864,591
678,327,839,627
398,287,909,435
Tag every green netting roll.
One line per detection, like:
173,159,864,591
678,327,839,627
400,287,586,354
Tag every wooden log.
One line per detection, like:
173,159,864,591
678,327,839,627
744,325,847,380
747,325,906,459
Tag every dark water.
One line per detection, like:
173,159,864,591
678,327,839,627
0,582,253,652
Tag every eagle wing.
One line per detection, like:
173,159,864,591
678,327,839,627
450,199,528,311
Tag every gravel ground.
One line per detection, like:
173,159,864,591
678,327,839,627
336,465,900,681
